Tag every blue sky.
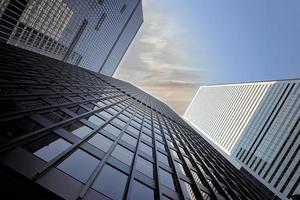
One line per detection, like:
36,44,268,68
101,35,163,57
162,0,300,84
115,0,300,114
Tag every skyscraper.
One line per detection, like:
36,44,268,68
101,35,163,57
0,0,143,75
0,43,270,200
184,80,300,200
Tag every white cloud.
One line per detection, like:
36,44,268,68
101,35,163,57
114,0,205,114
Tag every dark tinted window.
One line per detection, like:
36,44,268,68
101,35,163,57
111,145,133,166
64,122,93,138
113,118,127,127
126,125,139,136
157,152,169,166
0,117,42,140
69,105,88,115
103,124,121,136
41,110,70,123
57,149,100,183
139,142,153,157
87,115,105,126
121,133,137,147
156,141,165,151
141,133,152,143
25,134,71,162
88,133,113,152
159,168,175,190
92,164,127,200
129,180,154,200
136,156,153,178
180,180,196,200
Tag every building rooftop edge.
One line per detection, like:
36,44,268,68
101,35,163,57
202,77,300,87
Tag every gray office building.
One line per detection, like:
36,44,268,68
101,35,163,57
185,80,300,200
0,0,143,76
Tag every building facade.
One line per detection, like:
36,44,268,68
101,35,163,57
184,80,300,200
0,43,270,200
0,0,143,75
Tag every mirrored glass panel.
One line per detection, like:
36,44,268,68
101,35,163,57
64,122,93,138
88,133,113,152
157,152,169,166
103,124,121,137
87,115,105,126
136,156,153,178
121,133,137,147
139,142,153,157
92,164,128,200
25,134,71,162
111,145,134,166
129,180,154,200
57,149,100,183
159,168,175,190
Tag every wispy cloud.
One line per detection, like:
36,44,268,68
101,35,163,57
114,0,206,115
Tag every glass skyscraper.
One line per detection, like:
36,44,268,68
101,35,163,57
0,42,270,199
184,80,300,200
0,0,143,76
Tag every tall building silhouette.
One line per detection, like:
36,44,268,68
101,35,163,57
0,43,271,200
185,80,300,200
0,0,143,75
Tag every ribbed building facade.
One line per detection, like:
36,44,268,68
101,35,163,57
0,0,143,76
0,43,270,200
184,80,300,200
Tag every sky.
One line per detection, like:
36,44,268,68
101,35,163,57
114,0,300,115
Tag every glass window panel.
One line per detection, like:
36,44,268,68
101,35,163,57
200,191,211,200
87,115,105,126
157,152,169,166
92,164,127,200
88,133,113,152
96,101,106,108
129,180,154,200
1,117,42,139
103,124,121,137
184,157,193,166
136,156,153,178
159,168,175,190
41,110,70,123
155,134,163,141
119,114,130,122
170,149,179,159
84,103,98,110
191,171,203,186
139,142,153,157
126,125,139,136
25,134,71,162
64,122,93,138
174,162,186,175
121,133,137,147
143,127,152,135
111,145,133,166
69,105,88,115
113,118,127,127
141,133,152,143
98,111,113,119
57,149,100,183
130,120,141,129
167,141,174,148
180,180,196,200
156,141,165,151
161,195,173,200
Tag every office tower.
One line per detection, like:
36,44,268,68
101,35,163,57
184,80,300,200
0,0,143,75
0,43,270,200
